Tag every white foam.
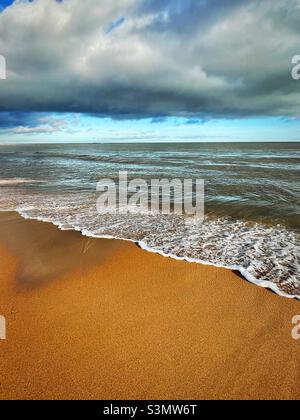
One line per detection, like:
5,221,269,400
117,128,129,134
0,188,299,301
0,178,44,186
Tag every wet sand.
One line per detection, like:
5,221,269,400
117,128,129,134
0,212,299,400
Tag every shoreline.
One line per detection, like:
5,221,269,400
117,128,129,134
0,211,299,400
11,208,300,301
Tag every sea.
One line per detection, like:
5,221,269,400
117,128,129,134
0,142,299,299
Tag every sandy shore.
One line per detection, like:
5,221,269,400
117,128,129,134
0,211,299,400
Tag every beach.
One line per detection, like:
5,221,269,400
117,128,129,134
0,211,299,400
1,142,299,299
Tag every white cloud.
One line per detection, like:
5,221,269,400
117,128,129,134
0,0,299,119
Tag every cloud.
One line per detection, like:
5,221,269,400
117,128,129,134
185,119,201,125
0,0,299,123
0,111,37,128
151,116,167,124
13,124,57,134
0,111,71,134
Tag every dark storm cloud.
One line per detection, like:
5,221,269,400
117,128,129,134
0,111,40,128
0,110,68,134
0,0,299,128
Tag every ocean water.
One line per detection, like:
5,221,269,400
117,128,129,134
0,142,299,298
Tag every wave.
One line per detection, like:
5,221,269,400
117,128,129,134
17,210,300,300
0,178,45,186
0,186,298,300
1,150,299,171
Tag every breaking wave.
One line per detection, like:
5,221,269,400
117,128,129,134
0,186,299,300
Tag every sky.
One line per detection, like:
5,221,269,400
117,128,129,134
0,0,300,143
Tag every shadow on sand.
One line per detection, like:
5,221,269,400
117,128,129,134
0,212,126,289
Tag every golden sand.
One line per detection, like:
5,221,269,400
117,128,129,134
0,212,299,400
